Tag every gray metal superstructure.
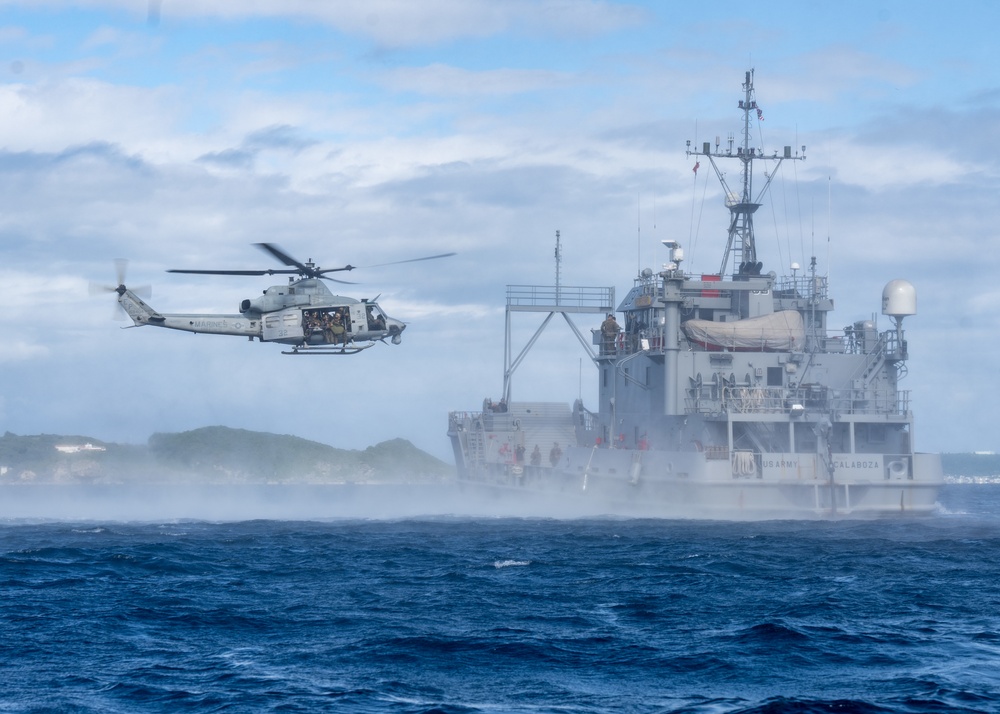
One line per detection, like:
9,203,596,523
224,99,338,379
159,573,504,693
447,70,942,518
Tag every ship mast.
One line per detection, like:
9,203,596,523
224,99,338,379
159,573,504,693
554,229,562,305
687,69,805,277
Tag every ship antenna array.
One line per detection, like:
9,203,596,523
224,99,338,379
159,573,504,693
685,68,805,277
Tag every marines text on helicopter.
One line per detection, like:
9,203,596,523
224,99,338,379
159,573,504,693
97,243,454,355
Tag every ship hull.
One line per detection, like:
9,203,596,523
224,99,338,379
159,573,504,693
448,407,943,520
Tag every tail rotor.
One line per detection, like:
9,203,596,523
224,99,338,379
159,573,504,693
90,259,151,319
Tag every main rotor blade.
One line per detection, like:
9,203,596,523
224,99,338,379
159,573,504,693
166,268,299,276
254,243,315,275
352,252,456,270
165,267,355,285
316,265,356,275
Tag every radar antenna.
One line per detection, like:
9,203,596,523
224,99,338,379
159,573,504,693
686,69,805,277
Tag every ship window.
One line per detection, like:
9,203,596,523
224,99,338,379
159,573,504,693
831,423,850,452
767,367,782,386
794,426,817,454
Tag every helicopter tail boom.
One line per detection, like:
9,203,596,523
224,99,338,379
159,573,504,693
117,288,261,338
118,288,165,327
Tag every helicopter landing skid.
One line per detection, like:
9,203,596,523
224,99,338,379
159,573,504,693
281,342,375,356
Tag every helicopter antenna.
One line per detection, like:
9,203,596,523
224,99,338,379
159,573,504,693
554,229,562,306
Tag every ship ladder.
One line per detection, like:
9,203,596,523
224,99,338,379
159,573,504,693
466,428,486,466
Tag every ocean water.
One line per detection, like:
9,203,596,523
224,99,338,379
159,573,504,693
2,483,999,713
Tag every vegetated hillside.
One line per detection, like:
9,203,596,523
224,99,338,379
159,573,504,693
149,427,451,482
0,432,157,483
0,428,451,484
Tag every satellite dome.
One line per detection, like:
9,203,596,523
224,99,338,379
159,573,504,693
882,279,917,318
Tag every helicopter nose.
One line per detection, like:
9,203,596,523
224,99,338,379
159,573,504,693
387,319,405,344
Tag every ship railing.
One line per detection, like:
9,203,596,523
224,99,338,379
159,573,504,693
703,444,730,461
835,388,910,416
448,410,505,436
507,285,615,310
448,411,473,431
603,330,667,357
684,386,911,417
829,326,907,361
773,274,829,301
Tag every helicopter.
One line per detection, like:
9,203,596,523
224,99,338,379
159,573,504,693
97,242,455,355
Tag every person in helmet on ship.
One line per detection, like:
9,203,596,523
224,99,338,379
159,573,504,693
600,313,621,354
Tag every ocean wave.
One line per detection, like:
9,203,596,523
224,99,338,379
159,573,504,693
3,517,1000,712
944,475,1000,484
493,559,530,568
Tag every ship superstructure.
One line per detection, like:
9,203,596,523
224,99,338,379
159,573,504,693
447,70,942,518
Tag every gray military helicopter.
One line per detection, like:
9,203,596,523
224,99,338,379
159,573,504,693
98,243,454,355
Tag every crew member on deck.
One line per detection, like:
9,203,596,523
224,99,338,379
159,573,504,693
600,313,621,354
549,442,562,467
530,445,542,467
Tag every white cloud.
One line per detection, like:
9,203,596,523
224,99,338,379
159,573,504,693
2,0,647,47
378,64,575,97
814,137,971,191
0,1,998,456
0,340,49,363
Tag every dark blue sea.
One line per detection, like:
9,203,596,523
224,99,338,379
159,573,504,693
2,483,999,713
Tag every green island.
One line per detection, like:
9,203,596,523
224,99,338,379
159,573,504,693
0,427,452,484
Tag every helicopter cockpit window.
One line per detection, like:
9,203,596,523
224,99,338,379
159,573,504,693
365,305,387,331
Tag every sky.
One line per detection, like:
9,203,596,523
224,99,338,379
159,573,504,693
0,0,998,461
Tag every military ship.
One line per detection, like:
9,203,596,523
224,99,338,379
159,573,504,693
447,70,943,518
